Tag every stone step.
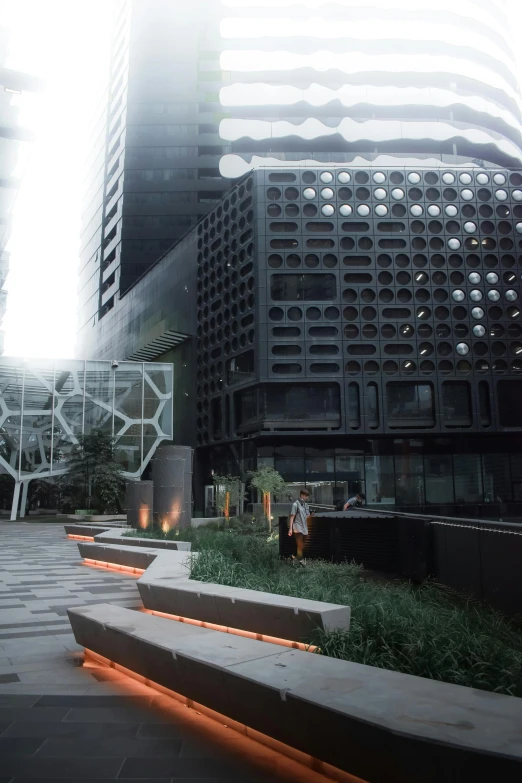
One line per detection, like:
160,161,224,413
67,603,522,783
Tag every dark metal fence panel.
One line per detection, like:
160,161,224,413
398,517,431,582
431,523,483,599
473,528,522,616
278,516,334,561
279,510,522,615
336,517,399,572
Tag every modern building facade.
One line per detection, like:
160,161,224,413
85,166,522,517
0,357,173,518
77,0,230,356
78,0,522,359
218,0,522,176
77,1,522,516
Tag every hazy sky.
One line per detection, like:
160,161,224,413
1,0,114,359
1,0,521,359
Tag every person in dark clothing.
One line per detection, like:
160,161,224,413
288,488,311,564
343,492,365,511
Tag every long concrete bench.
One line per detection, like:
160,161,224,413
77,541,193,577
65,524,191,551
138,573,350,640
75,537,350,641
68,603,522,783
64,524,112,539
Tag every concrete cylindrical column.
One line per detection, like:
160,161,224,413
125,480,153,530
152,445,192,530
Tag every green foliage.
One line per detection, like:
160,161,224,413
176,528,522,697
248,465,286,498
212,474,243,515
59,429,125,514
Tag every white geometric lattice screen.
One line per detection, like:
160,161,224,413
0,359,173,480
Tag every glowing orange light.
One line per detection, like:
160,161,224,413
144,608,318,653
138,503,151,529
82,648,365,783
83,558,144,576
224,490,230,521
161,519,170,534
67,534,95,541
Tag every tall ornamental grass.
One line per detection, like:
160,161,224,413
125,524,522,695
186,531,522,697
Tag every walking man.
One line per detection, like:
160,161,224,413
288,488,311,565
343,492,365,511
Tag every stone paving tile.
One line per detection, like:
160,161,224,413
0,523,288,782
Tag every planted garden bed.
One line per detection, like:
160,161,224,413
123,522,522,697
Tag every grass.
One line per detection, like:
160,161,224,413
126,523,522,697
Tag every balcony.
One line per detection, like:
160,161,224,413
105,168,122,199
102,224,121,260
101,277,118,306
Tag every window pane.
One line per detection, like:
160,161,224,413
424,454,454,504
264,384,341,426
386,383,435,428
394,442,424,505
497,381,522,427
270,274,336,301
305,449,334,479
336,453,364,479
227,350,255,386
305,480,334,506
274,446,305,480
482,454,511,502
454,454,483,504
364,456,395,505
441,382,472,427
235,388,258,428
347,382,361,427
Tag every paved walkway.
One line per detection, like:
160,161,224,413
0,523,282,782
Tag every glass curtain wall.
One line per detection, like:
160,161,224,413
0,358,173,481
255,443,522,507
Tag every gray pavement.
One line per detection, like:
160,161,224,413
0,523,286,782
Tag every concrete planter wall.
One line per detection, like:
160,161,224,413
68,604,522,783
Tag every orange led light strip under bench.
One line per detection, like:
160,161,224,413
83,558,145,575
144,608,319,653
83,648,367,783
68,534,95,541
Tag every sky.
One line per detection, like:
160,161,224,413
1,0,114,359
1,0,522,359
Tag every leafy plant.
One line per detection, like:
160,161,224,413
212,474,243,520
58,428,125,514
249,465,286,531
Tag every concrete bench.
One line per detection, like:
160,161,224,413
74,537,348,642
65,524,192,551
138,576,350,640
77,542,193,577
68,604,522,783
64,524,112,539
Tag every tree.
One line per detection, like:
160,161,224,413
213,473,243,520
249,466,286,532
59,429,125,514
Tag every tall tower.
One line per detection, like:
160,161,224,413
77,0,230,356
218,0,522,177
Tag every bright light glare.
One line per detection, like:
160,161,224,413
1,0,522,361
221,17,510,68
1,0,115,359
